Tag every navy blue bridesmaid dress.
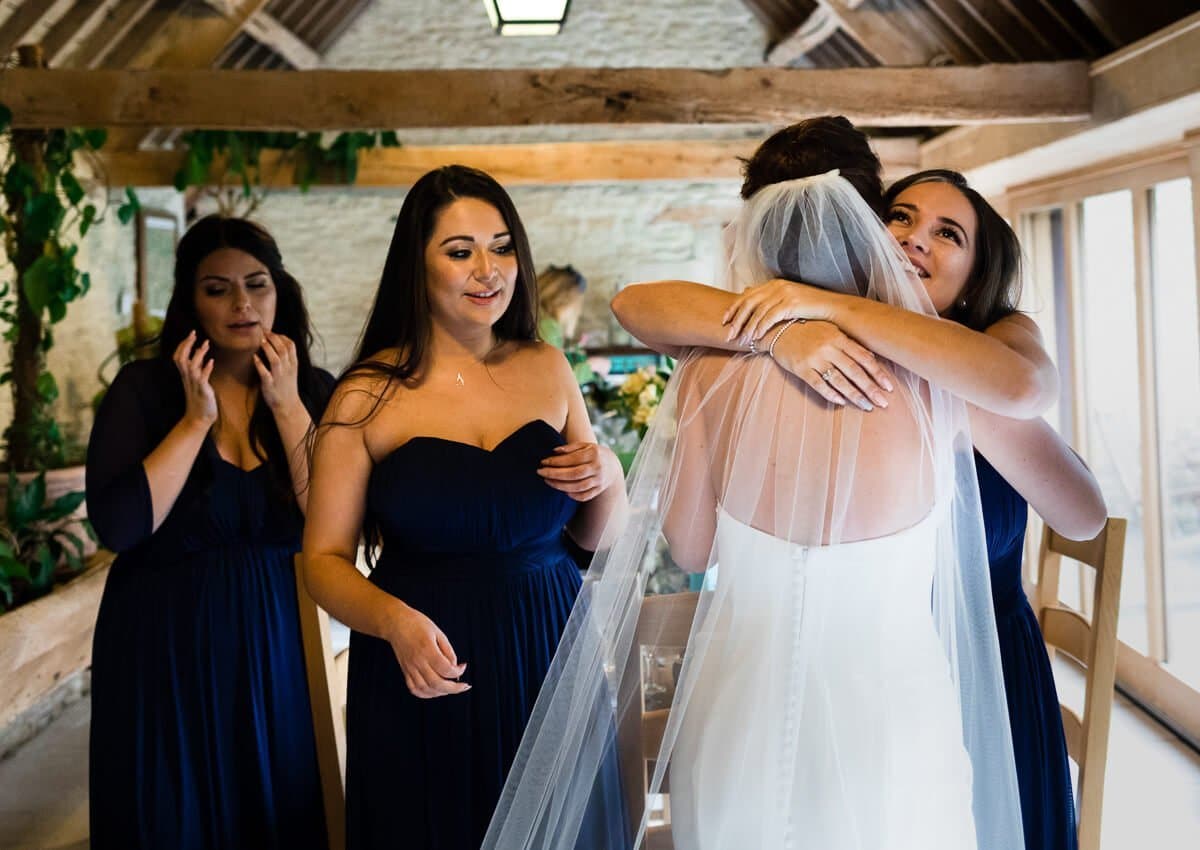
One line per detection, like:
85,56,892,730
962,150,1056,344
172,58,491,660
345,419,626,849
976,451,1078,850
87,359,329,849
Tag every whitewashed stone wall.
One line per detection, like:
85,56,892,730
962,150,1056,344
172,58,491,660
326,0,766,71
252,180,743,373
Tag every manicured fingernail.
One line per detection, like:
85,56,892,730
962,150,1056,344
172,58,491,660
883,379,894,391
874,396,888,408
859,401,874,412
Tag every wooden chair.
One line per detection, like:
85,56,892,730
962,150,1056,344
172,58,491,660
615,591,699,850
1035,517,1126,850
294,554,350,850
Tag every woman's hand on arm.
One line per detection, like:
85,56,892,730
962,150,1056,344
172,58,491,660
767,319,896,411
302,383,468,699
539,351,629,551
141,333,218,532
255,331,317,513
727,278,1059,418
969,406,1107,541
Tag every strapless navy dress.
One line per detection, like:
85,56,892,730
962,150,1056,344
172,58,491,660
345,419,627,849
977,451,1078,850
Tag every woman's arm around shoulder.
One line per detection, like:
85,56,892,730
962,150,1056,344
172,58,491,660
610,281,744,358
534,345,629,552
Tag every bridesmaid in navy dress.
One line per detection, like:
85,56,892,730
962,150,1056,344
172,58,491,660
87,217,332,849
612,159,1107,850
303,166,629,849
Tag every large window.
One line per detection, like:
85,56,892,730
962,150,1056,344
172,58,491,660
1150,178,1200,688
1078,190,1149,653
1011,147,1200,744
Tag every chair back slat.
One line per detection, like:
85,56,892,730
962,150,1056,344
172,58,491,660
294,555,348,850
1036,518,1126,850
1042,607,1091,665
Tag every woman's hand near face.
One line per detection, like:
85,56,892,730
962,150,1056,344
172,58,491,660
384,603,470,699
770,319,895,411
539,442,621,502
255,331,302,413
173,331,217,427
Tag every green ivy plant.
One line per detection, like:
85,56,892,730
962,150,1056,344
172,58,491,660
171,129,402,216
0,104,107,473
0,100,108,609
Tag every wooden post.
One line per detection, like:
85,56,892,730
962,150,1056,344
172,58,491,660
4,44,48,472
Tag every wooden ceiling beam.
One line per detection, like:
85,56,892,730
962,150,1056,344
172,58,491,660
0,63,1092,130
0,0,71,58
921,12,1200,186
93,137,923,187
98,0,271,150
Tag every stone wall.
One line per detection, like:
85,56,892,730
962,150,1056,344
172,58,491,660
249,180,743,372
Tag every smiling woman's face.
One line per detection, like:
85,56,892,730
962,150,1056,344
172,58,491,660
885,180,978,315
423,196,519,334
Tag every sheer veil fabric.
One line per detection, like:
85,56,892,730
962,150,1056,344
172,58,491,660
483,172,1026,850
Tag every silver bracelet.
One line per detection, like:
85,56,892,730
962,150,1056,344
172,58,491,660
769,317,805,359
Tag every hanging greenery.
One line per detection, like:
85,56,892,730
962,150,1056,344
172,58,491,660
169,129,403,217
0,104,108,472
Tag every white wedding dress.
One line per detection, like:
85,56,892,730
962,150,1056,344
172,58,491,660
482,172,1025,850
669,508,977,850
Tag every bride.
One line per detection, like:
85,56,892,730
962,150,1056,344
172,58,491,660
484,118,1026,850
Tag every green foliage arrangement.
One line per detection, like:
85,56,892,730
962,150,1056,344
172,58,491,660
170,129,403,216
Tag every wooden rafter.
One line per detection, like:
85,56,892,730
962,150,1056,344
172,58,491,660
41,0,110,67
65,0,158,69
0,0,70,58
94,137,922,187
95,0,272,150
243,10,320,69
1066,0,1192,46
0,63,1092,130
816,0,937,66
767,6,841,66
921,12,1200,180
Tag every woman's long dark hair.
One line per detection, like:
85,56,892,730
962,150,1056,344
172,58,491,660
160,215,323,504
351,164,538,379
884,169,1023,331
323,165,539,562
